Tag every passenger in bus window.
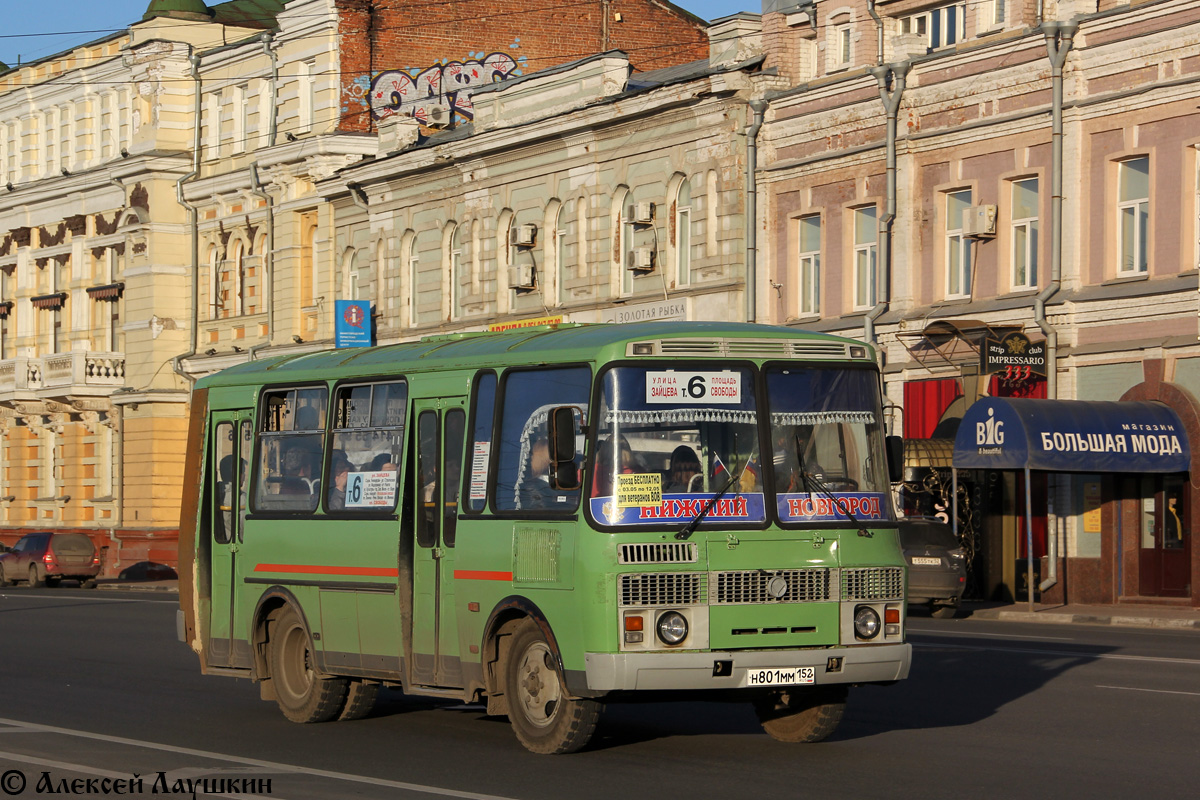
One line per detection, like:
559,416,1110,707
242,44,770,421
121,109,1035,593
327,457,352,511
279,446,316,495
518,433,557,509
664,445,701,493
592,436,639,496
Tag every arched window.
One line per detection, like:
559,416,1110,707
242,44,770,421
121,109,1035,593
207,245,220,320
231,240,246,316
400,230,417,328
610,188,629,299
299,213,318,308
674,176,692,286
445,221,461,320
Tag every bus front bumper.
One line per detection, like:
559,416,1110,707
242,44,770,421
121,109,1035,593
583,643,911,692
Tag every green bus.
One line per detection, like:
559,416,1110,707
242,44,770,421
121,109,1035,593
178,321,910,753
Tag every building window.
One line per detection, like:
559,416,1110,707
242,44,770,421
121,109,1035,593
1118,156,1149,275
853,206,877,310
902,3,966,51
408,232,420,327
232,85,247,154
675,178,691,286
797,214,820,316
828,18,852,70
1011,178,1039,290
60,106,72,171
946,189,972,298
987,0,1006,27
450,223,465,319
299,60,317,133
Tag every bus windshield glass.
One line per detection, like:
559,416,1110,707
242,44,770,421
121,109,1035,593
589,366,764,527
764,365,893,525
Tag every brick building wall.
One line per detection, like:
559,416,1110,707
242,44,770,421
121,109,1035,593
335,0,709,132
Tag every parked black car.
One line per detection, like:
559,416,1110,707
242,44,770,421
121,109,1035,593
899,516,967,618
0,532,100,588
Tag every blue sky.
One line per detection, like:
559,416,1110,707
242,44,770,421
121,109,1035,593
1,0,760,69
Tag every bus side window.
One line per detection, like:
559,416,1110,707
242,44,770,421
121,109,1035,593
416,411,439,547
328,380,407,513
464,371,497,513
213,422,235,544
253,386,327,513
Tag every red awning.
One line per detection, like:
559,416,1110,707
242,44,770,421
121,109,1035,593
30,292,67,310
86,283,125,301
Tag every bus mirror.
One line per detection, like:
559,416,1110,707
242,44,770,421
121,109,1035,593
550,406,580,491
886,435,904,483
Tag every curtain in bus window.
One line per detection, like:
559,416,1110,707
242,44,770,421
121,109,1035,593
254,386,328,513
328,380,407,513
465,372,497,513
495,367,590,512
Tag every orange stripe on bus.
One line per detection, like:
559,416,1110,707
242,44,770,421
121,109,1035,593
254,563,399,578
454,570,514,581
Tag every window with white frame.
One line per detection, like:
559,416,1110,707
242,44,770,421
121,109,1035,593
60,106,73,171
1118,156,1149,275
676,178,692,286
853,206,877,309
554,204,568,306
232,84,247,154
6,121,17,180
946,189,973,297
797,214,821,316
985,0,1006,28
828,17,852,70
902,3,966,51
44,111,55,174
451,223,466,319
1011,178,1039,289
299,60,317,133
101,93,115,159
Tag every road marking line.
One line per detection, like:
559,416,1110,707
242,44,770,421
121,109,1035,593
0,750,278,800
911,642,1200,665
910,629,1074,641
0,717,519,800
0,593,173,604
1096,685,1200,697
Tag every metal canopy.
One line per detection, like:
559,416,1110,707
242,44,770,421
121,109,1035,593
952,397,1190,473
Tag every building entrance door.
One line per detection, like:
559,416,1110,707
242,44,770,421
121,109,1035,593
1139,475,1191,598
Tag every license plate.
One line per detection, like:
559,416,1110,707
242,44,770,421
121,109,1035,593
911,556,941,565
742,666,815,687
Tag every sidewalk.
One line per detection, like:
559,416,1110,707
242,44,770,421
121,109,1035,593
95,578,179,594
964,600,1200,631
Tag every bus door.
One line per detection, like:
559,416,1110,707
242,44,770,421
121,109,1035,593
410,398,467,688
207,412,253,668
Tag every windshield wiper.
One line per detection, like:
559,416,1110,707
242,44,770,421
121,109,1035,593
676,455,741,541
794,434,871,538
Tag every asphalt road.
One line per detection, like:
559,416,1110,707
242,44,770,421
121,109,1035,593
1,588,1198,799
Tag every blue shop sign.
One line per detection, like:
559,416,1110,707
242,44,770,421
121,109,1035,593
953,398,1190,473
335,300,373,348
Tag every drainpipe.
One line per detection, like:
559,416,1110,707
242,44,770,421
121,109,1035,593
261,33,278,147
865,62,910,346
248,163,274,355
745,99,767,323
866,1,884,66
1036,21,1077,595
172,51,202,385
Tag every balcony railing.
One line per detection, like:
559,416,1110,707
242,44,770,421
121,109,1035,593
0,357,43,395
41,352,126,393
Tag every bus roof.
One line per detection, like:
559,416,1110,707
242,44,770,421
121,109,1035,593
194,321,871,389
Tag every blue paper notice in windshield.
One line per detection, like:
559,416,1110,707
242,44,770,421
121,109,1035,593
777,492,888,523
591,493,766,526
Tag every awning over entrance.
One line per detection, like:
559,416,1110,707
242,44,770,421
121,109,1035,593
953,398,1191,472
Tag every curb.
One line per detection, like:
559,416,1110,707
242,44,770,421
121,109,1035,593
981,610,1200,631
95,583,178,593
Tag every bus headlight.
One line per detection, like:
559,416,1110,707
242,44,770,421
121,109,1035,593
853,606,881,640
656,611,689,645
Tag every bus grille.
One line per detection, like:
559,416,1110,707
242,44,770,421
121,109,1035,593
713,569,832,604
646,338,851,360
619,542,698,565
620,573,706,606
841,567,904,601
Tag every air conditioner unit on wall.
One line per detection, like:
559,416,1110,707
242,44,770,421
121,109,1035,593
508,264,536,290
962,204,997,238
510,223,537,247
423,102,452,128
627,247,656,272
626,201,655,225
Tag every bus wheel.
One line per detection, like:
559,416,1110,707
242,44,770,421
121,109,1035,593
504,620,600,754
338,681,379,721
269,606,348,723
754,685,848,743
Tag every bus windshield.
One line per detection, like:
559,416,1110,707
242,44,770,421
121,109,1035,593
764,365,893,525
589,366,765,527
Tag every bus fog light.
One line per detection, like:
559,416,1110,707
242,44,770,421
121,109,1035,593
625,631,644,644
656,611,688,645
885,624,900,636
854,606,881,639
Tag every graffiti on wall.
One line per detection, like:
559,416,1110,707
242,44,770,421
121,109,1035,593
366,52,523,125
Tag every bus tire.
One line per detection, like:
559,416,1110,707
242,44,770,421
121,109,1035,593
338,681,379,721
504,620,600,754
754,685,848,743
268,606,348,723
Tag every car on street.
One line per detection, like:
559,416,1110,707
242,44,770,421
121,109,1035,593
0,532,100,588
899,516,967,618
